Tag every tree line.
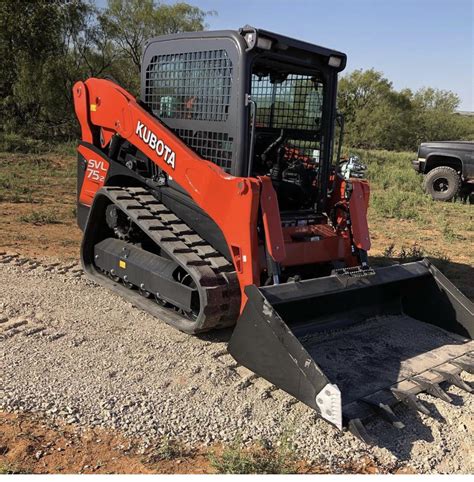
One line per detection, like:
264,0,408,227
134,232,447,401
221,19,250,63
1,0,472,152
0,0,210,145
337,69,474,150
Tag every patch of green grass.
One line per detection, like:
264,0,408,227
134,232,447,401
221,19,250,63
370,189,430,221
0,133,48,154
19,210,62,225
357,149,423,193
0,133,76,157
0,152,75,203
347,149,472,253
50,141,77,157
0,462,31,474
209,436,297,474
383,243,424,262
345,149,430,221
0,174,37,204
148,436,188,462
439,215,464,241
442,222,456,241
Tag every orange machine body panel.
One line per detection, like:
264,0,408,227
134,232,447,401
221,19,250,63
281,224,353,267
349,180,371,251
78,145,110,206
73,78,369,309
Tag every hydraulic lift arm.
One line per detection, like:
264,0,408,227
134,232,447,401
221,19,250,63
73,78,284,301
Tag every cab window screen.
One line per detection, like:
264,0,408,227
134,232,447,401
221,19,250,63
251,73,324,130
144,49,234,172
145,50,232,122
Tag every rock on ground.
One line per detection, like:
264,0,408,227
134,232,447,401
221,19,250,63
1,256,473,473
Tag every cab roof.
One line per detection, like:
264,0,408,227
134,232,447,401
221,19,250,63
144,25,347,72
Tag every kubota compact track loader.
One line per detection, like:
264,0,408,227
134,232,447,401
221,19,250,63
73,26,473,442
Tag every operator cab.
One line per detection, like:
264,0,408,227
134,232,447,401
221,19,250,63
138,27,345,259
250,58,325,212
141,26,345,212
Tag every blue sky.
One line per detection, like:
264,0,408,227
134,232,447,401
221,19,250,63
95,0,473,110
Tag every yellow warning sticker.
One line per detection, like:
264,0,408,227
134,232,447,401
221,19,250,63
90,104,97,112
119,260,126,269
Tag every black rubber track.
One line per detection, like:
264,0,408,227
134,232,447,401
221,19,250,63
81,186,240,334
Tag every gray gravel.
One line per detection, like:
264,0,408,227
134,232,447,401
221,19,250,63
1,254,473,473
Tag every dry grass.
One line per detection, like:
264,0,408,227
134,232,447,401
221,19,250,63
0,146,472,293
351,149,473,257
0,150,81,259
208,436,297,474
352,148,473,299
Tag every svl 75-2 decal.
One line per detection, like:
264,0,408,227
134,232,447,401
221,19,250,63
79,149,110,206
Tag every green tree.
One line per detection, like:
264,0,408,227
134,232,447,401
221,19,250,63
410,87,470,143
102,0,212,72
0,0,211,144
0,0,108,140
337,69,471,151
337,69,415,150
0,0,63,135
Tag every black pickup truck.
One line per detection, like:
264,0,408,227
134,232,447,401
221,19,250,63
412,141,474,201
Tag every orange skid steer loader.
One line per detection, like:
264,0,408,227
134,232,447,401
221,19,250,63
73,27,473,442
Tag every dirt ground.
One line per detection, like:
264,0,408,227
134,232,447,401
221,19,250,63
0,152,81,260
0,151,472,474
0,411,238,474
0,412,391,474
0,411,168,474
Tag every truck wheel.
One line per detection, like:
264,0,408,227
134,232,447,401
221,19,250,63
423,166,461,201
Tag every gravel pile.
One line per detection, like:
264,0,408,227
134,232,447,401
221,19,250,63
1,255,473,473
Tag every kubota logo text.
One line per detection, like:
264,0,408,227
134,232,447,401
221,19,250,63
136,121,176,169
